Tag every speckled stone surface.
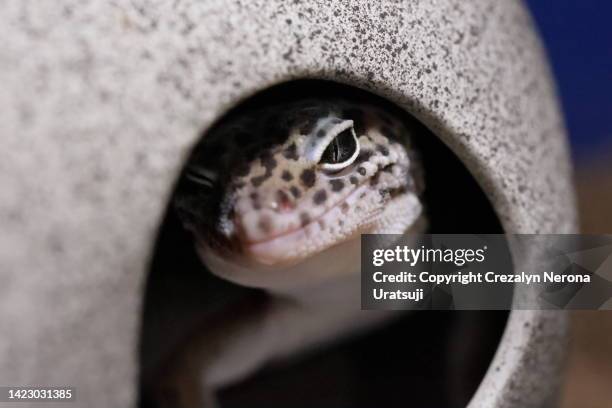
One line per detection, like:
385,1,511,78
0,0,576,407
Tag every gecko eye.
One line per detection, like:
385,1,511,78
185,166,217,188
319,127,360,171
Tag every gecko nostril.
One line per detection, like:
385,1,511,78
274,189,294,212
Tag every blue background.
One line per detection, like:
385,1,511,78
525,1,611,161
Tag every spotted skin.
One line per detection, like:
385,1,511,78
175,99,423,265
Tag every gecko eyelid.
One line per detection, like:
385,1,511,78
186,167,217,188
318,126,360,171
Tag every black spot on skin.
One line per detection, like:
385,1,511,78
370,172,381,186
299,120,316,135
250,152,277,187
350,176,359,185
376,144,389,156
250,192,260,210
283,143,299,160
258,216,272,234
251,174,268,187
290,185,301,199
392,186,407,198
300,212,310,227
281,170,293,181
260,152,277,172
340,202,350,213
355,150,373,164
329,179,345,192
313,189,327,205
358,167,366,176
360,192,367,199
300,168,316,188
316,128,326,138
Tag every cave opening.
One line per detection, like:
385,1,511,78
139,80,508,408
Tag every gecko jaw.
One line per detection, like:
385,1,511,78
237,182,375,266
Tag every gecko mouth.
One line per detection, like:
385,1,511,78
233,181,408,266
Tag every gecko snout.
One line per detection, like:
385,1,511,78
230,187,298,246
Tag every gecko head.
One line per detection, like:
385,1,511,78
175,101,424,267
